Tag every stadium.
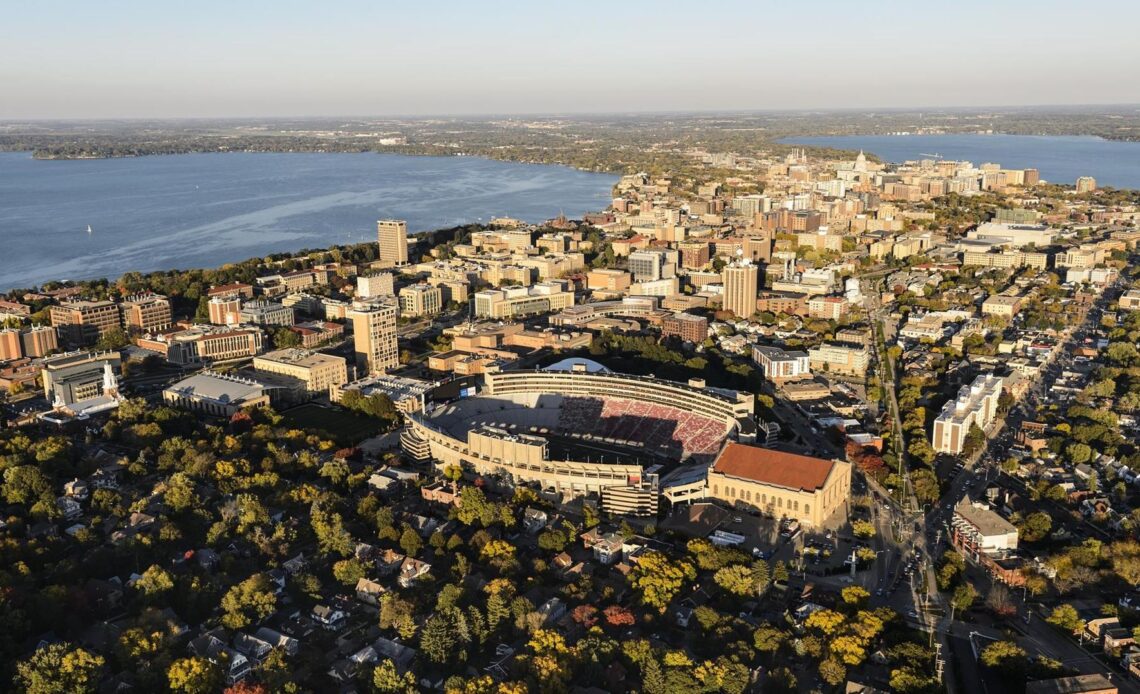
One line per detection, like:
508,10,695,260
401,359,757,513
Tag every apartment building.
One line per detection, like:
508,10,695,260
377,219,409,266
628,249,677,282
807,296,848,321
357,272,395,299
661,313,708,342
586,269,632,292
50,300,120,345
348,299,399,376
808,342,868,377
962,250,1049,270
981,294,1023,319
398,284,443,317
932,373,1004,454
120,293,173,334
252,349,348,393
0,326,58,360
721,261,759,319
207,296,243,326
752,345,811,383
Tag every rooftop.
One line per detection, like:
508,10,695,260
711,442,836,491
954,500,1017,538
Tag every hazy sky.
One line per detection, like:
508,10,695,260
3,0,1138,119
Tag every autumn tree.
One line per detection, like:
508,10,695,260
220,573,277,629
628,551,695,612
167,656,223,694
15,642,105,694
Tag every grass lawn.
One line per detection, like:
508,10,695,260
280,404,383,445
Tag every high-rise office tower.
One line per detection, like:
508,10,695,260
722,260,759,319
377,219,409,266
348,299,399,375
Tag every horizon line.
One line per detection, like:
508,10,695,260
3,102,1140,123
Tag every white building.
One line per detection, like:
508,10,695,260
932,373,1003,455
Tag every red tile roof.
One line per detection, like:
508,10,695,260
711,442,836,491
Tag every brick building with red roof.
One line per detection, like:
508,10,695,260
706,442,851,528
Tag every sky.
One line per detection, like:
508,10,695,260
2,0,1139,119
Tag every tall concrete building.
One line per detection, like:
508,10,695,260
357,272,395,299
377,219,409,267
120,293,173,334
1075,176,1097,193
932,373,1003,455
50,300,120,346
398,284,443,317
722,261,759,319
348,299,399,376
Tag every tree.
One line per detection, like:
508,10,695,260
372,659,417,694
420,612,459,665
220,573,277,630
272,327,302,349
962,423,987,458
979,640,1028,680
628,551,695,612
1046,604,1084,634
15,642,105,694
311,504,353,557
167,657,223,694
851,520,876,539
3,465,51,506
1018,512,1053,543
951,583,978,613
570,605,599,627
333,558,365,586
840,585,870,609
1066,442,1092,465
818,658,847,687
603,605,635,627
135,564,175,596
804,609,846,635
985,583,1017,618
773,560,789,583
399,527,423,558
753,624,786,655
713,564,759,597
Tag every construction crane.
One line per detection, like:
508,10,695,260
918,152,944,160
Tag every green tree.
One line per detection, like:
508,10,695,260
15,642,105,694
332,558,365,586
1045,604,1084,634
979,640,1028,680
399,527,423,558
272,327,302,349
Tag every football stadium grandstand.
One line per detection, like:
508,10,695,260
401,360,756,512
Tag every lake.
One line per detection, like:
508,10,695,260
778,134,1140,190
0,152,617,290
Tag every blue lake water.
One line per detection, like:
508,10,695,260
778,134,1140,190
0,152,617,290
